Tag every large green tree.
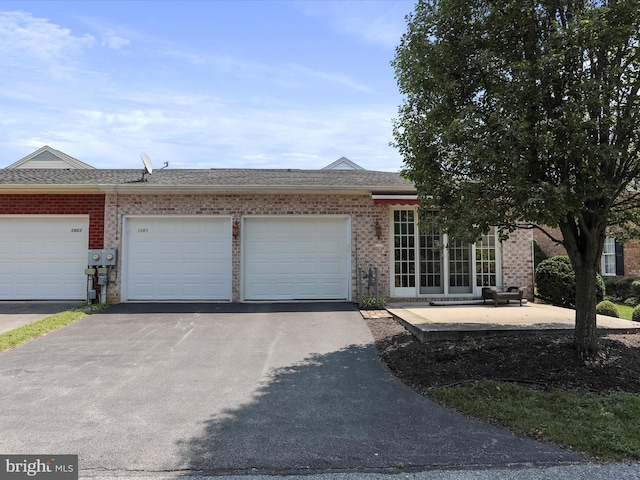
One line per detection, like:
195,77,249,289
392,0,640,358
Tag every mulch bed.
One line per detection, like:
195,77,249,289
362,311,640,395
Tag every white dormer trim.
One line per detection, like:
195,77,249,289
6,146,95,170
321,157,365,170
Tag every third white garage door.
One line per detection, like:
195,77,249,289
243,216,350,301
124,217,232,301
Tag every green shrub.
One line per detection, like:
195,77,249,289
361,295,387,309
603,277,636,303
632,305,640,323
535,256,605,308
624,297,639,307
596,300,619,318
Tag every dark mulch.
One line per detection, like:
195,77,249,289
363,313,640,395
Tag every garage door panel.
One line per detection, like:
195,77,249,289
131,262,154,274
154,241,180,255
125,217,231,301
298,261,318,274
155,284,178,297
297,282,320,295
15,284,36,297
244,217,349,301
273,282,295,295
181,262,205,275
40,262,61,275
39,283,64,296
0,216,88,300
249,262,270,275
320,261,342,275
273,242,292,254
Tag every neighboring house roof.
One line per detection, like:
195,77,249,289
322,157,365,170
5,146,95,170
0,168,415,194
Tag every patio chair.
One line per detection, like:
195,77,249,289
482,286,524,307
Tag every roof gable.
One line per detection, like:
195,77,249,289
5,146,95,170
322,157,365,170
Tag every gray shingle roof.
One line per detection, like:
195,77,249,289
0,168,415,193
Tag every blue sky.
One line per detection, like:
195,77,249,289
0,1,415,171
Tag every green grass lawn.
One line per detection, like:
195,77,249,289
614,303,634,320
431,381,640,462
0,308,89,352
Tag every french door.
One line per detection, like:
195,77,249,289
393,210,497,297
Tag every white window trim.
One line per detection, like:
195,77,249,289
601,237,617,277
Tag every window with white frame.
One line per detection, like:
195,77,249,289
601,237,617,276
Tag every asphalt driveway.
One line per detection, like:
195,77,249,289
0,302,581,475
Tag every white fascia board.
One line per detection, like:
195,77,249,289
0,185,101,193
0,184,415,195
97,184,416,194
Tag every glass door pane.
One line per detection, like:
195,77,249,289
476,230,497,287
448,239,472,293
419,228,444,294
393,210,415,288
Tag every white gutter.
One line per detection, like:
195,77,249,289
0,184,416,195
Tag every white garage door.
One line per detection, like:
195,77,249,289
124,217,232,301
0,216,88,300
244,216,350,301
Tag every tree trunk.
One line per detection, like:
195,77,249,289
573,262,599,359
559,215,605,360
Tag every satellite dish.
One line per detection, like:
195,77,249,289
141,152,153,174
140,153,153,182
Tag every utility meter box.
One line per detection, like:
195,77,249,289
88,250,102,266
101,248,117,266
87,249,118,266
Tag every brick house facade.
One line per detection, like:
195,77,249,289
101,193,534,303
0,164,535,303
103,192,391,303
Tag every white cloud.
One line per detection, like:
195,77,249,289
295,1,413,50
5,94,401,171
288,64,374,93
0,11,95,63
161,47,374,94
101,32,130,50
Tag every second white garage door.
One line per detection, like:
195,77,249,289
243,216,350,301
124,217,232,301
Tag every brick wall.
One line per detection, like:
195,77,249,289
532,227,565,257
501,228,534,299
104,193,389,303
0,194,105,249
623,242,640,277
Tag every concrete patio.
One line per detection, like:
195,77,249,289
386,301,640,341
